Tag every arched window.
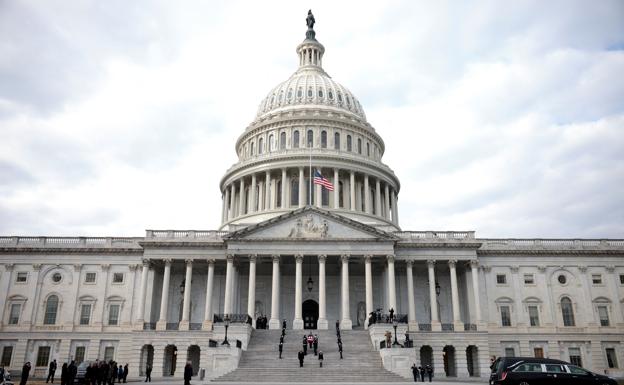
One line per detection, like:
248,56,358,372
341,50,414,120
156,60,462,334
276,181,282,208
334,133,340,150
561,297,575,326
293,130,300,148
366,142,370,156
357,138,362,154
322,187,329,206
318,89,323,98
321,131,327,148
250,142,255,156
307,130,314,148
291,179,299,206
347,135,352,151
338,181,344,207
280,132,286,150
269,134,274,152
258,138,264,154
44,295,59,325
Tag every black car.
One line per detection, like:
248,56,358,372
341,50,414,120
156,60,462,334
490,356,618,385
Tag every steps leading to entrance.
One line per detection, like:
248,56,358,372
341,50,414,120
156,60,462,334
212,329,407,382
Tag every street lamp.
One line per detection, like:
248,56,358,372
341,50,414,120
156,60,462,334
222,314,231,346
392,319,400,347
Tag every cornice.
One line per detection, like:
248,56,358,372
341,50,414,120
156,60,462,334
477,249,624,256
0,247,143,254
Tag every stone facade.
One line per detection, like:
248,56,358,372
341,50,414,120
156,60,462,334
1,13,623,382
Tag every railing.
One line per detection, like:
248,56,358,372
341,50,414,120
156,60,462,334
480,239,624,248
166,322,179,330
395,231,476,240
143,322,156,330
418,323,432,331
189,323,202,330
464,323,477,331
441,323,454,331
368,313,408,326
0,236,142,248
213,314,249,323
145,230,229,239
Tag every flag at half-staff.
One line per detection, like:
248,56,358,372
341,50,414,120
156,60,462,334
313,170,334,191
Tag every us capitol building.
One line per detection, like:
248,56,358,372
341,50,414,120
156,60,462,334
0,12,622,382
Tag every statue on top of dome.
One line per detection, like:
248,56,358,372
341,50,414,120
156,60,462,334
306,10,315,30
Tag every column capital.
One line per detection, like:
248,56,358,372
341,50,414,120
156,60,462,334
128,264,139,271
364,255,372,263
226,254,235,263
185,258,193,266
100,263,110,271
294,254,304,263
73,263,83,272
341,254,350,263
448,259,457,268
405,259,413,268
510,265,519,273
426,259,436,267
606,265,615,273
249,254,257,262
578,265,587,273
141,258,151,267
318,254,327,263
4,263,14,272
272,254,280,263
468,259,479,268
207,258,216,265
32,263,42,271
537,265,546,272
163,258,172,266
386,255,395,263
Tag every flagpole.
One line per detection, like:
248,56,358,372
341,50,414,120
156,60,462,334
309,139,312,206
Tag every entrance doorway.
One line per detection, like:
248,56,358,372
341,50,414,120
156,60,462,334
443,345,456,377
302,299,319,329
163,345,177,376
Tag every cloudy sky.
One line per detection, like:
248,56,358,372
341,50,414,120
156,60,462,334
1,0,623,238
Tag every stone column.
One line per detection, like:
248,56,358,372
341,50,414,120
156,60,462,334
221,190,228,223
281,168,287,209
247,255,257,326
375,179,381,216
269,255,281,329
293,254,304,329
469,260,482,327
364,255,373,330
387,255,397,313
606,266,624,326
238,178,246,216
250,174,257,213
427,260,441,331
384,184,391,220
315,182,322,207
179,259,193,330
333,169,340,209
156,259,172,330
391,191,398,224
265,171,271,211
449,259,462,329
298,167,305,207
406,260,417,329
135,259,150,326
340,254,352,329
203,259,215,330
229,184,236,219
349,171,356,211
364,175,370,214
317,255,328,329
223,255,234,315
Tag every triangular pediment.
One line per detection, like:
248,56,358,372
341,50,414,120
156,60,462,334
224,206,397,241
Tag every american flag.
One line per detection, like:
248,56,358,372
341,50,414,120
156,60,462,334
313,170,334,191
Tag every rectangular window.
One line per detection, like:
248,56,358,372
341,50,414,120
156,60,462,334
496,274,507,284
36,346,51,367
620,274,624,285
606,348,618,368
1,346,13,366
533,347,544,358
16,272,27,283
112,273,124,284
598,306,610,327
74,346,85,364
84,272,96,283
104,346,114,362
108,304,120,325
80,304,91,325
528,305,540,326
592,274,603,285
500,306,511,327
504,347,515,357
524,274,535,284
9,303,21,324
569,347,583,367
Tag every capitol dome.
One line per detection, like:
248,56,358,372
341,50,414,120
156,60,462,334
220,13,400,231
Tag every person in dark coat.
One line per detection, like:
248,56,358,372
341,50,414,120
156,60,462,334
61,363,68,385
302,336,307,355
279,334,284,344
318,351,323,368
411,364,419,382
389,307,395,323
47,359,57,383
144,364,151,382
418,366,425,382
117,365,123,383
122,364,128,383
278,342,283,359
312,335,318,355
183,361,192,385
85,364,93,385
19,362,31,385
282,319,287,329
425,364,433,382
338,341,343,359
68,361,77,385
297,351,304,368
335,320,340,333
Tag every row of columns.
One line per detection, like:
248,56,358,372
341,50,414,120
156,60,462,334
136,257,483,331
222,168,399,224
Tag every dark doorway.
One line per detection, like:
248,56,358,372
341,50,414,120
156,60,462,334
443,345,456,377
163,345,177,376
302,299,319,329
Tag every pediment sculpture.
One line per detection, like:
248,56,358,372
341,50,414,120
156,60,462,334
287,215,329,238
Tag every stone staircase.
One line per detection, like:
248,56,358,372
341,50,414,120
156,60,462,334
212,329,407,382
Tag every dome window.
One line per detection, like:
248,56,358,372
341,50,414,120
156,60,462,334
346,95,351,106
346,135,352,151
321,131,327,148
318,89,323,98
307,88,313,98
297,88,303,98
279,91,283,102
288,89,293,100
293,130,300,148
337,92,342,103
258,138,264,154
328,91,334,100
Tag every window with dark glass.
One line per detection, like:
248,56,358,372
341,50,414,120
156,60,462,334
291,180,299,206
346,135,352,151
524,274,534,284
321,186,329,207
561,297,575,326
620,274,624,285
592,274,603,284
568,348,582,367
307,130,314,147
297,88,302,98
269,134,274,152
357,138,362,154
74,346,85,364
496,274,507,284
606,348,618,368
36,346,51,367
1,346,12,366
307,88,312,97
104,347,115,362
318,89,323,98
108,304,120,326
558,274,567,284
112,273,124,284
280,132,286,150
366,142,370,156
276,181,282,207
328,91,333,100
529,305,540,326
9,303,20,325
44,295,59,325
598,306,610,326
16,272,27,283
80,304,91,325
293,130,299,148
321,131,327,148
334,132,340,149
500,305,511,326
258,138,263,154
